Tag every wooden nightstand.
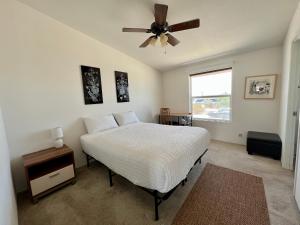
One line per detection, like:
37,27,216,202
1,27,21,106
23,145,76,203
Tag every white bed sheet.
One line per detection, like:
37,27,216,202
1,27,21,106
80,122,210,193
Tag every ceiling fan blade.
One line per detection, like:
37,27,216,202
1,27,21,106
154,4,168,25
122,28,151,33
168,19,200,32
139,36,154,48
166,34,180,46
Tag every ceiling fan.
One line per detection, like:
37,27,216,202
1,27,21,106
122,4,200,48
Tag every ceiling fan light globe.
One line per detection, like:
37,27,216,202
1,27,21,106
150,37,157,46
160,33,168,44
161,41,168,47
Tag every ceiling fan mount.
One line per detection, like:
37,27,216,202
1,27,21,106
122,4,200,48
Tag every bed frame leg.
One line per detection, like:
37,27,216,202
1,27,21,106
86,154,90,168
108,168,113,187
154,191,159,221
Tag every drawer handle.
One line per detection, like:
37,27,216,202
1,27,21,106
49,172,60,178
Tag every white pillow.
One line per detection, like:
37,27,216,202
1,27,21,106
83,114,118,134
114,111,140,126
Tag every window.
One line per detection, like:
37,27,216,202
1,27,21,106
190,68,232,122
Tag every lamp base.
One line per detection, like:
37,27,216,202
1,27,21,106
54,139,63,148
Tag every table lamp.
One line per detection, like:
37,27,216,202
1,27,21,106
51,127,64,148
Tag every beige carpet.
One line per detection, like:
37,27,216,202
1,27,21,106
18,141,300,225
172,163,270,225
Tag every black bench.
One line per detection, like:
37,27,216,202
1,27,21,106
247,131,282,160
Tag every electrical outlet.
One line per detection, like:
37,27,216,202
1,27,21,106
238,133,243,138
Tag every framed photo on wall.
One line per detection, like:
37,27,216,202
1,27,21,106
115,71,130,103
81,65,103,104
244,74,277,99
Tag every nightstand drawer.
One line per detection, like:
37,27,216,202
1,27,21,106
30,164,74,196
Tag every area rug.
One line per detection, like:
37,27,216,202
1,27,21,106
172,163,270,225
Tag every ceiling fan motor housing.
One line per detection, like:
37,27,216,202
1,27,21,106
151,22,168,36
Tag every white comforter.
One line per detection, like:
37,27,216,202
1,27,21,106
80,122,210,193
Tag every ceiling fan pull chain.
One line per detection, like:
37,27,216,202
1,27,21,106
164,46,167,55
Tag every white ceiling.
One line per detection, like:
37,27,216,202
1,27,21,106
18,0,299,71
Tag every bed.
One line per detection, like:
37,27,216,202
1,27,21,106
80,122,210,220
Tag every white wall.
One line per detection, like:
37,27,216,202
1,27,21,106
163,47,282,145
279,2,300,170
0,108,18,225
0,0,162,192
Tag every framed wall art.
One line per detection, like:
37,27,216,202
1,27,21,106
115,71,129,103
244,74,277,99
81,65,103,104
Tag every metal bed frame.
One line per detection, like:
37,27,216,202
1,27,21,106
85,148,208,221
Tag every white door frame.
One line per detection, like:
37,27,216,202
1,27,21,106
285,39,300,171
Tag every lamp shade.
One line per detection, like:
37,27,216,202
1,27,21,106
51,127,63,139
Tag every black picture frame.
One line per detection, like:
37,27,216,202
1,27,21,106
115,71,129,103
81,65,103,104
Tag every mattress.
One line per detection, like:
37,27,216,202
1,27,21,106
80,122,210,193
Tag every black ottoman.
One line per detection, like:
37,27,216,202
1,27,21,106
247,131,282,160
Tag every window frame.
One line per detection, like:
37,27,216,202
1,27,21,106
189,67,233,123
